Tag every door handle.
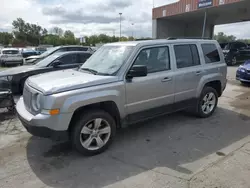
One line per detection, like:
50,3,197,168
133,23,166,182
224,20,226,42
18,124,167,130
195,71,202,75
161,77,172,82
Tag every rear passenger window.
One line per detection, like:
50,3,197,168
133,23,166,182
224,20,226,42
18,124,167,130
201,44,220,63
174,44,200,69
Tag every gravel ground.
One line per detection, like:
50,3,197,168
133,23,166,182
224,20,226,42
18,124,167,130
0,65,250,188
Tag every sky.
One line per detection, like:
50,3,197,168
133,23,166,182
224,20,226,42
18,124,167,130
1,0,250,39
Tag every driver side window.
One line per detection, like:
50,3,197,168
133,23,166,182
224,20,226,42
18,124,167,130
133,46,170,73
57,54,78,65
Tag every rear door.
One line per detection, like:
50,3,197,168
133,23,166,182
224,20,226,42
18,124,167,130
173,43,203,105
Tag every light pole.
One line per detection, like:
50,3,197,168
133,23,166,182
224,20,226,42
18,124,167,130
131,23,134,39
202,9,207,38
119,13,122,41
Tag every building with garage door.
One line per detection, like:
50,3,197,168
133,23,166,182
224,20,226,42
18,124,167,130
152,0,250,39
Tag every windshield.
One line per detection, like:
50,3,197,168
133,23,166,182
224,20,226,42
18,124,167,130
35,54,60,67
2,50,19,54
80,45,134,75
39,46,60,57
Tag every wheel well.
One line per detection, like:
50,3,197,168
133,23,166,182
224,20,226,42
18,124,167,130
68,101,121,133
204,80,222,97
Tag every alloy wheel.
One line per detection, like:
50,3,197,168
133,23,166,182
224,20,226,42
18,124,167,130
201,92,216,114
80,118,111,151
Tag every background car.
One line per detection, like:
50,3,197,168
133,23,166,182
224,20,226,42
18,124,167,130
221,41,250,66
236,60,250,84
0,51,93,94
21,48,41,58
0,48,23,67
25,45,93,64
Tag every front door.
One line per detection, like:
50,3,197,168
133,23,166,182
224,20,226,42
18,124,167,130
125,45,175,122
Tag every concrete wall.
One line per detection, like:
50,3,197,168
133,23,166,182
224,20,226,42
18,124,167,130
153,19,214,39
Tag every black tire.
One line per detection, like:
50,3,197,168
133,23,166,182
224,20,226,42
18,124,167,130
196,87,218,118
71,109,116,156
227,56,237,66
241,81,250,86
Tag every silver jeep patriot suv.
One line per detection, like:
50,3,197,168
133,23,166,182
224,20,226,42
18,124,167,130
16,39,227,155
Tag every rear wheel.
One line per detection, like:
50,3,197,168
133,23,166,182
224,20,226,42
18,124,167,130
71,109,116,156
196,87,218,118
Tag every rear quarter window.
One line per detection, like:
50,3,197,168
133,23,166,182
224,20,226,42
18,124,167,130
201,44,220,63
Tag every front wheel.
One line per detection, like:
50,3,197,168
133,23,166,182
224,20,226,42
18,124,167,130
71,110,116,156
196,87,218,118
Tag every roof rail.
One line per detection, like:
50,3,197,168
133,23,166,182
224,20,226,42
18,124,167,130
166,37,212,40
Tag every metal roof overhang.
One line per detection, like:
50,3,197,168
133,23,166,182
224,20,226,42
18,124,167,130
158,0,250,25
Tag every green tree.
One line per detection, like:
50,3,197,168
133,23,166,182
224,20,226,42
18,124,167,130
237,39,250,44
12,18,46,46
64,30,75,39
213,32,236,43
51,27,63,37
0,32,13,45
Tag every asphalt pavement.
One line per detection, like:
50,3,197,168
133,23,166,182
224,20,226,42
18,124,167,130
0,66,250,188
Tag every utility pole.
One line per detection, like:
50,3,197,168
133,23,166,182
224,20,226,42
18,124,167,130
119,13,122,41
202,9,207,38
131,23,134,39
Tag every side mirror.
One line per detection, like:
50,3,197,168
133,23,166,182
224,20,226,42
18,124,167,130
52,60,62,67
127,65,147,79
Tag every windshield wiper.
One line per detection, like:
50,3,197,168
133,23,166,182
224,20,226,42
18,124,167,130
80,68,98,75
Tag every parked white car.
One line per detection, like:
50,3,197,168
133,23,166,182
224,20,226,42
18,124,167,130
0,48,23,66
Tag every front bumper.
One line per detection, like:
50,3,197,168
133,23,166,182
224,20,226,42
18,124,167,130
16,97,69,141
236,70,250,82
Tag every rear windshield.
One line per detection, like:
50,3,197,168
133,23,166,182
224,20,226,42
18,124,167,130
2,50,19,54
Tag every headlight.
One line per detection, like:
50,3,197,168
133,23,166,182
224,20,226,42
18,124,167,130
0,76,8,81
32,93,42,111
0,76,13,81
239,66,246,73
241,68,246,73
7,75,13,81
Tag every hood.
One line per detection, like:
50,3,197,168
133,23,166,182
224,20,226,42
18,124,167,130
0,65,37,76
26,55,41,60
27,69,118,95
242,60,250,70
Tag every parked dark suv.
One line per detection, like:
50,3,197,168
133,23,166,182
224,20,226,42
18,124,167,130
221,41,250,66
25,45,93,64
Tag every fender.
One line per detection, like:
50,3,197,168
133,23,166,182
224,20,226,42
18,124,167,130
196,73,223,98
59,88,126,119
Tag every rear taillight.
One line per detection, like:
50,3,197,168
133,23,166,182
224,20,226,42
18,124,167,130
1,55,8,58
